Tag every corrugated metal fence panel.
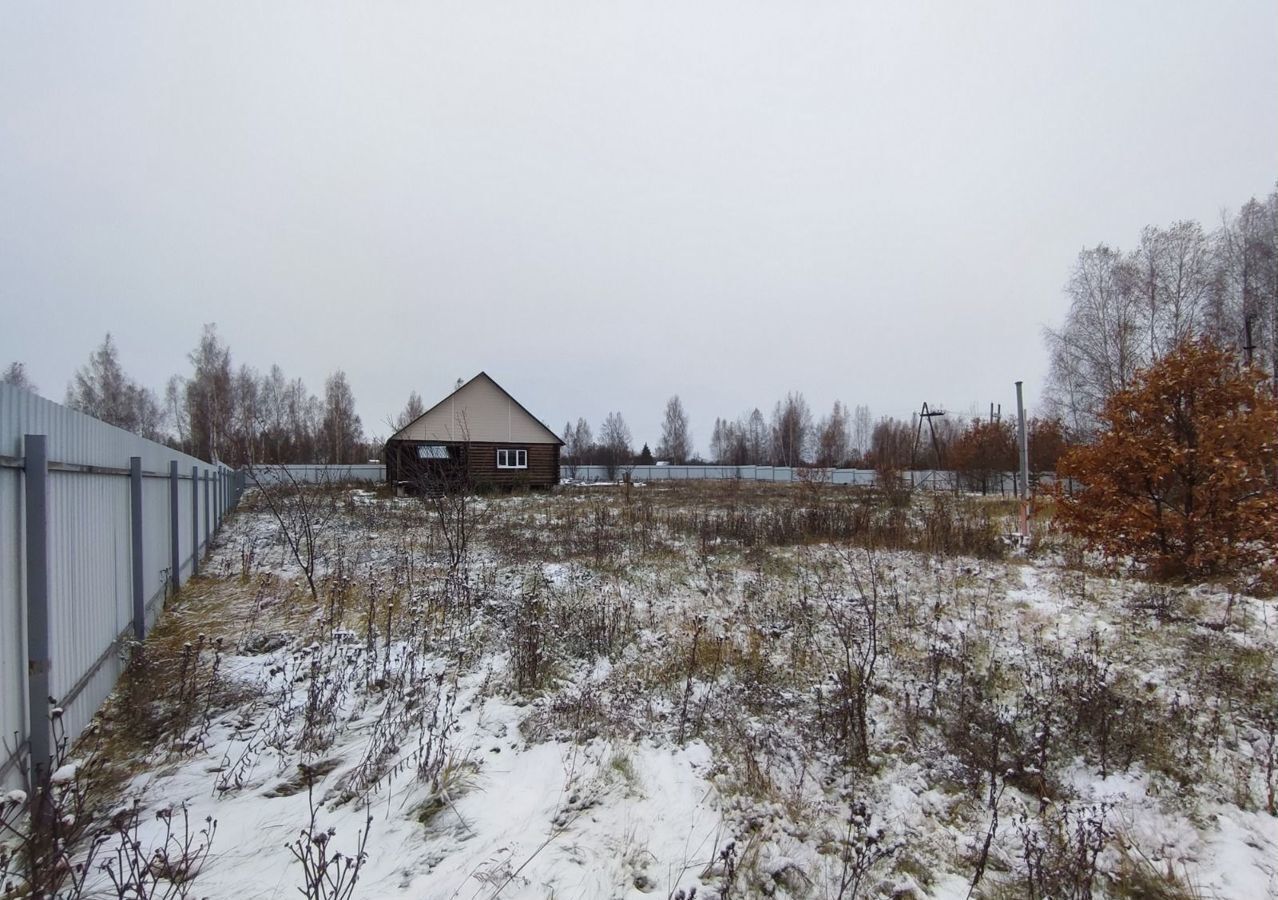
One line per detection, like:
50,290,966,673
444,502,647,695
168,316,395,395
0,384,215,475
47,470,130,745
142,475,172,630
249,464,386,485
0,465,24,784
0,384,236,789
177,479,195,584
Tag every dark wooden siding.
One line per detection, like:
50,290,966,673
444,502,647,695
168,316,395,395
385,440,559,490
465,442,559,488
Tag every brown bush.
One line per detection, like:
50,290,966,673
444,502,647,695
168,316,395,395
949,420,1017,495
1055,339,1278,581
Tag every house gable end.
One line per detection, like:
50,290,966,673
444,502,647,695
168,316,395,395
389,373,562,445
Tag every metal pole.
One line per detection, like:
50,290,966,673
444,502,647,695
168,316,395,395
130,457,145,641
23,434,52,788
169,461,180,590
1016,380,1030,539
203,471,210,548
191,465,200,577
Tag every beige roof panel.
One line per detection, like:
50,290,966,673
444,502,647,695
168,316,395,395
390,373,562,445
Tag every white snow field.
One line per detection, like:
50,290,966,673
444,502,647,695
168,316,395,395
32,484,1278,899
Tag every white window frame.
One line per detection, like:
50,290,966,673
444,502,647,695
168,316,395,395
496,448,528,469
417,444,450,460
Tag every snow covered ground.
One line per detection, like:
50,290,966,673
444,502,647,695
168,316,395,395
35,485,1278,898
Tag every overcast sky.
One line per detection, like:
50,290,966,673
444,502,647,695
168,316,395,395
2,2,1275,452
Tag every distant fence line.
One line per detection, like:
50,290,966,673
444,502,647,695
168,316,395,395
246,463,386,485
252,461,1059,495
1,385,243,790
562,464,1062,494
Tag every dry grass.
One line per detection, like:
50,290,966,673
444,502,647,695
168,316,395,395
54,481,1277,899
78,574,295,802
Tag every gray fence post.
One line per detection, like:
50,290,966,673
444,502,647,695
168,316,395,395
169,461,180,590
23,434,51,787
203,471,210,547
130,457,145,641
191,465,200,577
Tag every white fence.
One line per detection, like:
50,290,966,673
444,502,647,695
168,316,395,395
246,462,1055,495
247,463,386,485
563,464,1046,494
1,384,242,789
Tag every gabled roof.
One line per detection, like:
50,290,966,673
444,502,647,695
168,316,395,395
388,372,564,445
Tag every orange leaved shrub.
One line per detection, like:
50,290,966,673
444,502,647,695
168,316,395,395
1055,339,1278,581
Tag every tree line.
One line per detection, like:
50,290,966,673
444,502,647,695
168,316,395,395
2,325,372,467
5,341,1070,480
1045,184,1277,434
557,391,1071,486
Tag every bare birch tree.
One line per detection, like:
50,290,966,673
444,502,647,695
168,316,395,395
658,395,692,463
572,418,593,465
2,362,36,392
1045,186,1278,428
599,412,632,479
851,404,873,461
815,400,851,467
770,392,812,466
1044,245,1143,435
185,324,235,462
66,333,165,439
322,370,364,464
395,391,426,430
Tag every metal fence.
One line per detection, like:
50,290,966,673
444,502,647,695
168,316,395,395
1,385,243,789
561,464,1054,494
247,462,1058,495
247,463,386,485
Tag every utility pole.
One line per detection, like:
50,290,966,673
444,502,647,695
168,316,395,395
910,402,947,470
1015,381,1030,542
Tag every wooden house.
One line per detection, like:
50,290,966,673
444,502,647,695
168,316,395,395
384,373,562,491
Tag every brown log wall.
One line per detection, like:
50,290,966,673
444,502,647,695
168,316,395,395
465,442,559,488
385,440,559,489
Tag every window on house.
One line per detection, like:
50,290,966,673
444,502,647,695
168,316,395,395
496,448,527,469
417,445,450,459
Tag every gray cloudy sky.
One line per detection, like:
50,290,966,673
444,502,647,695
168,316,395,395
2,1,1275,451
